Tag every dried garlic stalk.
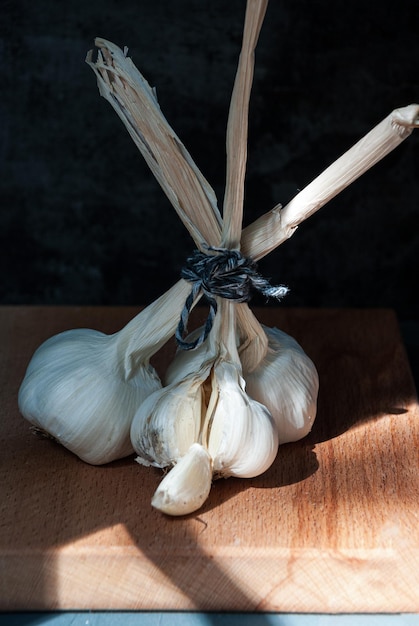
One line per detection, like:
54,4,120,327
86,39,221,251
241,104,419,258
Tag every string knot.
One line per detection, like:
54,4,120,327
175,246,289,350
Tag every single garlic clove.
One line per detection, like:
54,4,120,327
244,325,319,444
151,443,213,516
206,360,279,478
18,329,161,465
130,366,210,468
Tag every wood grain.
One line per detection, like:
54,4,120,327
0,306,418,612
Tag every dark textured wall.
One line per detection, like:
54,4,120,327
1,0,418,317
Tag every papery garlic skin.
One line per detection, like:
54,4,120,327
165,332,212,386
18,329,161,465
206,361,279,478
244,325,319,444
151,443,212,516
130,371,207,468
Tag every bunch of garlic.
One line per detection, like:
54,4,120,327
18,0,418,519
18,280,191,464
130,300,279,515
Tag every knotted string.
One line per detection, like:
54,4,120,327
175,246,289,350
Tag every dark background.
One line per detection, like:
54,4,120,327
1,0,418,318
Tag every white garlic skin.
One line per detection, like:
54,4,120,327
164,332,213,386
130,373,205,469
207,361,279,478
18,328,162,465
244,325,319,444
151,443,213,516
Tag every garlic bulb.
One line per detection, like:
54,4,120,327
18,328,161,465
244,325,319,444
18,280,192,465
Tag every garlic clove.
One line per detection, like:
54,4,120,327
206,360,279,478
244,325,319,444
18,329,161,465
151,443,213,516
130,364,211,468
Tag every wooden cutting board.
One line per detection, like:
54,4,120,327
1,306,418,612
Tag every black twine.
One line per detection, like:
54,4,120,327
175,247,289,350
